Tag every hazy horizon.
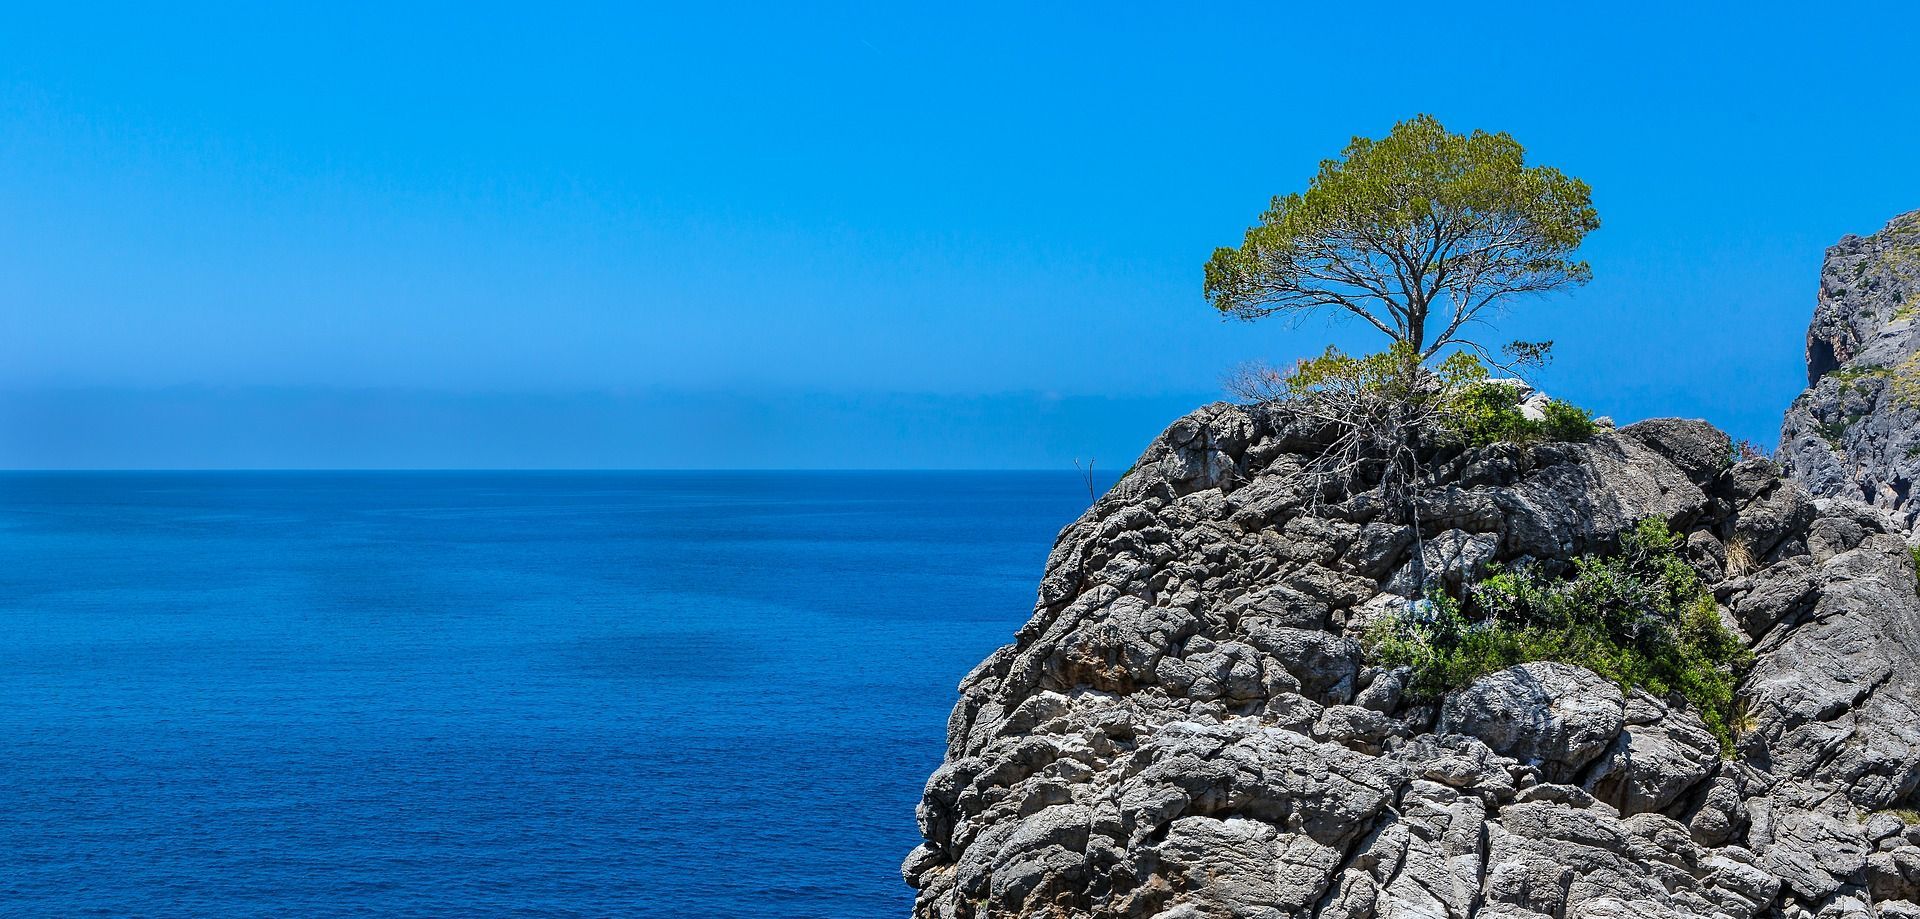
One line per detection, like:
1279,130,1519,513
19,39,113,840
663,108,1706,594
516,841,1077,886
6,3,1920,467
1,384,1209,469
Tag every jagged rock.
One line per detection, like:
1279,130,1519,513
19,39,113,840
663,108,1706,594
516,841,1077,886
1382,528,1498,596
1438,662,1625,783
908,402,1920,919
1746,798,1870,901
1519,392,1552,422
1779,208,1920,530
1585,694,1723,815
1687,776,1750,847
1868,846,1920,901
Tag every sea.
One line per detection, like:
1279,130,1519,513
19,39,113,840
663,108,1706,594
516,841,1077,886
0,471,1108,918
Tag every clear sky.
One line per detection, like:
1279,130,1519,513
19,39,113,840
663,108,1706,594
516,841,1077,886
4,2,1919,468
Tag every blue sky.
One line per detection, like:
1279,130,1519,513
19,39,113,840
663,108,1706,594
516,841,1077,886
3,2,1918,468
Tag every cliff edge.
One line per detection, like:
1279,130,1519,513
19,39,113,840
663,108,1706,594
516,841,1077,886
1779,209,1920,527
906,405,1920,919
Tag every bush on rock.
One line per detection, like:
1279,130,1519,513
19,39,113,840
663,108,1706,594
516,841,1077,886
1367,517,1752,752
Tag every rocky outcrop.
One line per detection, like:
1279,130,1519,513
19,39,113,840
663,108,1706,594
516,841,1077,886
906,403,1920,919
1778,209,1920,529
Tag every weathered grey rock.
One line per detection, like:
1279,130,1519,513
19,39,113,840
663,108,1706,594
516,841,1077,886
1585,694,1723,815
1746,797,1871,901
1868,846,1920,901
1687,775,1750,847
1779,209,1920,531
1439,662,1625,783
1382,528,1498,596
908,400,1920,919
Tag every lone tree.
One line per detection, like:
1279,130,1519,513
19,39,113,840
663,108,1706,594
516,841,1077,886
1204,114,1598,361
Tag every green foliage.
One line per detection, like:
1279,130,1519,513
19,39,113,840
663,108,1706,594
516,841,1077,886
1251,343,1597,447
1445,382,1528,445
1440,380,1596,447
1832,364,1892,395
1279,342,1482,403
1892,354,1920,408
1817,413,1864,447
1538,399,1598,442
1834,365,1891,381
1501,340,1556,367
1254,343,1596,448
1366,518,1753,753
1205,114,1599,358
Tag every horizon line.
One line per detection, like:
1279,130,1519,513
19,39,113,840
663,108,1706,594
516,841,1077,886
0,466,1129,474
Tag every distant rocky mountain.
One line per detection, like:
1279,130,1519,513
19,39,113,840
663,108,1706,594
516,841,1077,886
1778,209,1920,528
905,403,1920,919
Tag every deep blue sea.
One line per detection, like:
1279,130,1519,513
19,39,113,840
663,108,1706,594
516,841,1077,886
0,472,1103,917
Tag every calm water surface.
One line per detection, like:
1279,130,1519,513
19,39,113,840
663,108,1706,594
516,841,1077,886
0,472,1100,917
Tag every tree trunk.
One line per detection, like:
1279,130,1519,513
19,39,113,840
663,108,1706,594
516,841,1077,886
1405,299,1427,353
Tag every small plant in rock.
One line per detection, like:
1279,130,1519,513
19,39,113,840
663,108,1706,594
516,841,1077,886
1072,458,1099,501
1443,381,1530,445
1892,353,1920,407
1724,536,1756,576
1729,698,1756,743
1366,518,1753,753
1831,364,1890,383
1817,414,1861,448
1537,399,1599,442
1727,437,1768,464
1442,378,1596,448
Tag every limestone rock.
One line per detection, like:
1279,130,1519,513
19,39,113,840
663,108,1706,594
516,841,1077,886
908,400,1920,919
1779,209,1920,531
1438,662,1625,783
1584,694,1722,816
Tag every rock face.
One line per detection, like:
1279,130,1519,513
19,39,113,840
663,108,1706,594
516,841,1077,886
906,404,1920,919
1778,209,1920,528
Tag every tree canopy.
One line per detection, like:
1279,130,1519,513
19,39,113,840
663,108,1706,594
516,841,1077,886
1204,114,1599,360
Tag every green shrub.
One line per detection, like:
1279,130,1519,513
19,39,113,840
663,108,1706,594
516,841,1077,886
1441,381,1596,447
1831,364,1890,382
1445,382,1531,446
1817,414,1862,447
1537,398,1598,442
1366,518,1752,753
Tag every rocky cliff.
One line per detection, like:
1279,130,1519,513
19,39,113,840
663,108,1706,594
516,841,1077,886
1779,209,1920,527
905,405,1920,919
